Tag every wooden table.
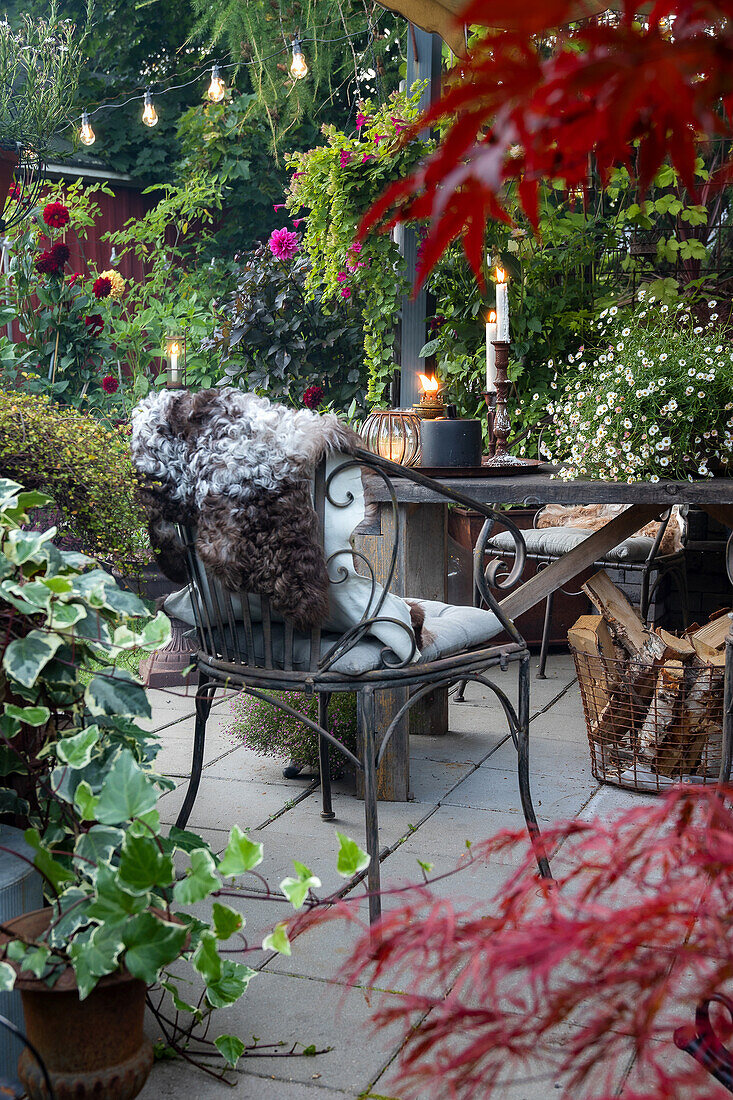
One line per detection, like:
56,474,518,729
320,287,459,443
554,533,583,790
358,469,733,800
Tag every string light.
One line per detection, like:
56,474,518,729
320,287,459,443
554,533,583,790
79,111,95,146
290,37,308,80
141,90,158,127
206,64,225,103
71,12,387,146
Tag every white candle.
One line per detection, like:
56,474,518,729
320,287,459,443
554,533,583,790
169,342,180,383
495,268,510,342
485,310,497,392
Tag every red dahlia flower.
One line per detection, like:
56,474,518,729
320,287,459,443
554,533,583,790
101,374,119,395
303,384,324,409
93,276,112,300
84,314,104,336
34,241,70,276
43,202,70,229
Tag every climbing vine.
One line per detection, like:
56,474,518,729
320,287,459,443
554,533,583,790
285,88,434,405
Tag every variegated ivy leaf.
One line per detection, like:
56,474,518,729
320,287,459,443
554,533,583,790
280,861,321,909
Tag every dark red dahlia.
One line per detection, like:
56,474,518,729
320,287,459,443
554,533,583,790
93,276,112,300
101,374,119,395
34,241,69,276
84,314,104,336
43,202,70,229
302,384,324,410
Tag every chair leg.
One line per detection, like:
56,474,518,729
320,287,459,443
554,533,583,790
517,654,552,879
537,591,554,679
175,672,215,830
358,689,381,925
318,693,336,822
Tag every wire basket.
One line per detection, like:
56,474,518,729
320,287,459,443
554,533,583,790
571,647,724,793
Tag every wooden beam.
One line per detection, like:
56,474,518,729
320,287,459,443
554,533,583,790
499,504,665,621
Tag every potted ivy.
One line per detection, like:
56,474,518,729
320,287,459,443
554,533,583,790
0,478,368,1097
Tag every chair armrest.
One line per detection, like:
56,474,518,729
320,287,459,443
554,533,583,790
353,448,527,646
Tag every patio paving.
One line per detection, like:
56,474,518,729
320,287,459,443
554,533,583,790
138,653,718,1100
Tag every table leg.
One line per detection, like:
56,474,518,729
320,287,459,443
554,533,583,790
355,502,448,800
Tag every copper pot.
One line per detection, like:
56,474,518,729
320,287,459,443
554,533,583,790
1,908,153,1100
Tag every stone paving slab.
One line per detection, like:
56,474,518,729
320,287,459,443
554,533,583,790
139,653,698,1098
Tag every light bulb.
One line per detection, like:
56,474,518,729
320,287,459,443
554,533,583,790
206,65,225,103
290,39,308,80
142,90,158,127
79,111,95,147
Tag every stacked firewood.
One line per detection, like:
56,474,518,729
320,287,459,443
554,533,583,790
569,570,729,788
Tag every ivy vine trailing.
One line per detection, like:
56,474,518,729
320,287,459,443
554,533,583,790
285,89,434,406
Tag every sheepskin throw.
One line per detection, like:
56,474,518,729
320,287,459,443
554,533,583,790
130,389,361,631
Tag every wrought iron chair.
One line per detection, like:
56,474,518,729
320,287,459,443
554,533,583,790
172,449,551,923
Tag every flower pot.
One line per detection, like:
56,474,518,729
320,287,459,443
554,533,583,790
1,908,153,1100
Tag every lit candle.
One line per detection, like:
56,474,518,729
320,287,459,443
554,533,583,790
495,267,510,342
486,309,497,392
169,341,180,384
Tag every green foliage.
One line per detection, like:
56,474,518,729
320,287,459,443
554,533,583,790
287,89,434,404
191,0,402,147
0,388,147,567
229,689,358,776
540,294,733,481
208,241,365,410
0,479,365,1076
0,2,90,149
175,91,287,257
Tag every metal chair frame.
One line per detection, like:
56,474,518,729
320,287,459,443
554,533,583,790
173,449,551,923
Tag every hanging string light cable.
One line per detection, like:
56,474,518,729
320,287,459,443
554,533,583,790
68,10,386,146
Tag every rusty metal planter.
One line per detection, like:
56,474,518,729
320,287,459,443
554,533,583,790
2,908,153,1100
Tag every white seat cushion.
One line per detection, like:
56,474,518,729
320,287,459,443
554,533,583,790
487,527,659,563
198,598,503,676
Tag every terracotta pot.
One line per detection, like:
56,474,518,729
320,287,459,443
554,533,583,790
1,908,153,1100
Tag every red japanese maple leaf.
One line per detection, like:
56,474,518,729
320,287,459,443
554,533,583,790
360,0,733,287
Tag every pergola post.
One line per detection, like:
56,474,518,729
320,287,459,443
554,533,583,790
397,25,442,409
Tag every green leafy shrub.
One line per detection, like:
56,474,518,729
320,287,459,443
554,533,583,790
229,690,358,776
0,389,148,567
540,293,733,481
0,479,369,1075
208,241,365,412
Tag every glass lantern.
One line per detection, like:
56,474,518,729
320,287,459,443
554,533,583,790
165,331,186,389
360,409,421,466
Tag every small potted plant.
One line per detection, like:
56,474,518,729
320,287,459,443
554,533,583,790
0,477,368,1097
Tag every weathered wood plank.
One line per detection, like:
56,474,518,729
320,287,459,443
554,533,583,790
499,504,665,621
364,470,733,508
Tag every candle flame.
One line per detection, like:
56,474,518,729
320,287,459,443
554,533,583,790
418,373,440,394
488,310,497,323
169,341,181,356
495,267,506,283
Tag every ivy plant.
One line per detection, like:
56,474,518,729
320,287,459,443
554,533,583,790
0,480,370,1077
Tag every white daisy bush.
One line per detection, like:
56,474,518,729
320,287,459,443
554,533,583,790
540,295,733,482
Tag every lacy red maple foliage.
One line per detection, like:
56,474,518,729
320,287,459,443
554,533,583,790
342,786,733,1100
360,0,733,288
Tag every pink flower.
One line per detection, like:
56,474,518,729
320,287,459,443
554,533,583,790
350,241,362,253
341,287,352,299
362,154,374,163
293,218,306,227
336,272,349,283
340,150,352,167
347,258,358,271
356,112,370,130
390,116,407,132
268,227,299,261
374,134,386,144
273,203,286,211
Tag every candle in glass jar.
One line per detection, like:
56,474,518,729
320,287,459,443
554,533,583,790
485,310,497,392
495,268,509,342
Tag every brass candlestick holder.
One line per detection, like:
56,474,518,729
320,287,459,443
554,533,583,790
484,340,525,468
